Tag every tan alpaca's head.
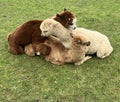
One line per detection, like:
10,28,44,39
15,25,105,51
72,35,90,47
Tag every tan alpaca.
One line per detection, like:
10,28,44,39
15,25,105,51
44,35,91,65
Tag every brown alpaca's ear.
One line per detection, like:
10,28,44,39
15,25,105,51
56,14,61,18
64,8,67,11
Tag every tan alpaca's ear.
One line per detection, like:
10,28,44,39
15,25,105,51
83,41,91,46
86,41,91,46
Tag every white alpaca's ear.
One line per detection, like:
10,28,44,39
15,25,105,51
51,22,59,27
47,22,53,26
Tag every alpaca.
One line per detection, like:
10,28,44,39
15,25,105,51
24,42,51,56
8,20,46,55
40,19,73,48
7,9,76,55
53,8,77,29
73,28,113,58
44,35,91,65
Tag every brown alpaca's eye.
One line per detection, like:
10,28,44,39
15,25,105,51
68,18,71,21
68,18,73,21
68,18,73,25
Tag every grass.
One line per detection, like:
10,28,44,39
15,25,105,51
0,0,120,101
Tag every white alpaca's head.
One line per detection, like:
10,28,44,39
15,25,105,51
40,19,59,37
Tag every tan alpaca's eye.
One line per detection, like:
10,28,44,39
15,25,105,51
76,40,81,45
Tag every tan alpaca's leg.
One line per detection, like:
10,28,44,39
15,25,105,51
74,56,92,65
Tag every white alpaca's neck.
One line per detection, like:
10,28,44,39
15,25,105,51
52,22,73,48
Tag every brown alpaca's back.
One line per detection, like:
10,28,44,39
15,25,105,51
7,20,48,54
13,20,47,45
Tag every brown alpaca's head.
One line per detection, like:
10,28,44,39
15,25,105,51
54,9,77,29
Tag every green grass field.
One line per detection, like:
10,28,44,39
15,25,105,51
0,0,120,101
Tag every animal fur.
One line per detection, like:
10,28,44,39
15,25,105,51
7,9,76,55
40,19,73,48
8,20,47,55
73,28,113,58
53,8,77,29
44,35,91,65
24,42,51,56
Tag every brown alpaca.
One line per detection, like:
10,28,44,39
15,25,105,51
8,20,46,54
7,9,76,55
43,35,91,65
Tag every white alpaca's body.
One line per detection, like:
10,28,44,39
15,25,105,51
73,28,113,58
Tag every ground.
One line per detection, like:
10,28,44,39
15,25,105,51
0,0,120,101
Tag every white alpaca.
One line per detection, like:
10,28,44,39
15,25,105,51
73,28,113,58
40,19,73,48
